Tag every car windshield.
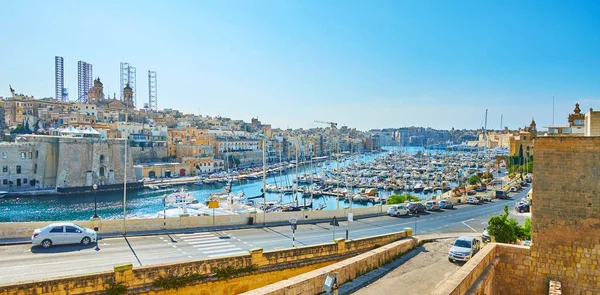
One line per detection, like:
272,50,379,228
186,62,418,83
389,206,397,210
454,240,472,248
73,224,84,231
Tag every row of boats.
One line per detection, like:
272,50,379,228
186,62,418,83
148,148,507,217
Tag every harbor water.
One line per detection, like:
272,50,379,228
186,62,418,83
0,147,478,222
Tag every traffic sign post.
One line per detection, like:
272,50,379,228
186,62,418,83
162,195,166,230
346,212,353,240
330,216,340,241
209,201,219,230
289,218,298,247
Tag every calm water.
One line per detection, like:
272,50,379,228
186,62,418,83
0,147,453,222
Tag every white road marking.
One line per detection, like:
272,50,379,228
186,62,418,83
198,244,237,251
207,251,248,258
192,242,232,248
187,238,222,245
461,219,479,233
177,233,213,238
203,247,243,254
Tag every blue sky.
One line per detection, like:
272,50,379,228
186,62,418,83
2,1,600,130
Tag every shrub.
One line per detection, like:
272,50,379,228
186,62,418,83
387,193,420,205
105,281,128,295
468,175,481,185
153,273,204,290
487,206,531,244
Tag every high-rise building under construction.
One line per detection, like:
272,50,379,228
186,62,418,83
77,61,93,102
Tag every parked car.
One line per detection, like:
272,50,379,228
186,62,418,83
509,186,517,192
495,190,508,199
520,181,528,186
475,186,485,192
32,223,97,249
467,190,476,196
448,236,481,262
406,202,426,214
515,202,531,213
387,205,409,217
525,178,532,183
425,201,440,211
439,200,454,209
482,228,491,243
466,197,479,204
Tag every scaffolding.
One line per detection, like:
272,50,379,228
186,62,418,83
55,56,64,101
120,62,137,107
77,61,92,103
148,70,157,111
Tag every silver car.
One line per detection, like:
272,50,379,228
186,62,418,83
32,223,97,249
448,236,481,262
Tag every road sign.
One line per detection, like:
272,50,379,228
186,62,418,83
348,213,353,222
289,217,298,224
330,216,340,227
208,201,219,209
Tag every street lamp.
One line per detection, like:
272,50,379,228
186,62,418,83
92,184,99,218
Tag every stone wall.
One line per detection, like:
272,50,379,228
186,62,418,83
0,230,410,295
432,136,600,295
529,137,600,294
130,146,168,164
241,235,418,295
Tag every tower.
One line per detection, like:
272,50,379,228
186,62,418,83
148,70,157,111
55,56,65,101
120,62,136,107
87,78,105,104
123,83,133,103
77,61,93,102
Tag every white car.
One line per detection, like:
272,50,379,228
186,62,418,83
32,223,97,249
387,205,409,217
466,197,479,204
425,201,440,211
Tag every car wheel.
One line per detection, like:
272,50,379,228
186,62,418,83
406,211,409,216
41,239,52,249
81,237,91,245
448,258,453,262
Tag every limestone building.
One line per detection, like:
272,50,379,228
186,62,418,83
0,135,137,193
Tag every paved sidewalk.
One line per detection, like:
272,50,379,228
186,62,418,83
340,232,480,295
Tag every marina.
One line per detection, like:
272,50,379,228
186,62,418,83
0,146,506,222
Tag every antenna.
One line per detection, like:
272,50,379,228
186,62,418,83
552,95,555,126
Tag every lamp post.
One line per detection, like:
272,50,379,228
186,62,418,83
92,184,99,218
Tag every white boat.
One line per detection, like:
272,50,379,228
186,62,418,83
0,191,7,198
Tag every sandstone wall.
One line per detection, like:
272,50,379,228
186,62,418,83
0,230,410,295
529,137,600,294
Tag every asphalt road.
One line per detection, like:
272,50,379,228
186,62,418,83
0,183,531,285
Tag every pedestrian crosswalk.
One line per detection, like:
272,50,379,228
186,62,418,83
176,232,248,258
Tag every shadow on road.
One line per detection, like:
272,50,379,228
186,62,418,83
262,227,307,246
31,243,97,254
124,237,143,266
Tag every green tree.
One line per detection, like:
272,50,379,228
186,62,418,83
468,175,481,185
387,193,420,205
487,205,531,243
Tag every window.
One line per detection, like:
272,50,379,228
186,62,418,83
99,166,105,177
65,226,80,233
49,227,63,233
99,155,105,164
23,178,27,184
1,152,6,159
28,152,32,159
21,152,26,159
2,179,6,185
523,136,527,140
34,164,37,174
16,166,21,174
35,151,38,159
2,166,6,173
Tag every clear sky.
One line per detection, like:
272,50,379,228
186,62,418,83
2,1,600,131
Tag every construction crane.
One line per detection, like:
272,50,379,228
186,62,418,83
314,120,338,156
9,85,16,98
314,120,337,130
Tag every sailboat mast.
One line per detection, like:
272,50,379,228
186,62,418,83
295,137,299,206
484,109,488,153
500,114,503,148
262,137,266,226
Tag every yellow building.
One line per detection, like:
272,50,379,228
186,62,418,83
509,119,536,166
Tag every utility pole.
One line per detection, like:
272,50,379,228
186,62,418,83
123,109,128,236
262,136,267,226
